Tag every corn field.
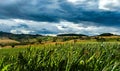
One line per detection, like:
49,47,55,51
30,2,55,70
0,42,120,71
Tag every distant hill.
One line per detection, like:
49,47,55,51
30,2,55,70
98,33,116,36
57,34,87,36
0,31,42,42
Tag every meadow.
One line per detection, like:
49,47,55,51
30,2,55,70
0,42,120,71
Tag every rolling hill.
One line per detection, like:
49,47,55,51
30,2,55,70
0,31,42,43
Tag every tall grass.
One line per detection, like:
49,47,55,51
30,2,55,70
0,42,120,71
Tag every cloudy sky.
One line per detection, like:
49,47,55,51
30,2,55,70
0,0,120,35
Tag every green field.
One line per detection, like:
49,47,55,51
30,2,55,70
0,42,120,71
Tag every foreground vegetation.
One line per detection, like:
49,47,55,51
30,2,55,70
0,42,120,71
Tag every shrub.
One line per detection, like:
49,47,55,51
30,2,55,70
36,38,42,44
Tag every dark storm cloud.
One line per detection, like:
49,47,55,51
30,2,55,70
0,0,120,27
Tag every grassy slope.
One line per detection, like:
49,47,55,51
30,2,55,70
0,38,19,44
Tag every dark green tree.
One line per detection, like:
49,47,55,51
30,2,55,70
36,38,42,44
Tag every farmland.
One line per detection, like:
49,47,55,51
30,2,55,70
0,32,120,71
0,42,120,71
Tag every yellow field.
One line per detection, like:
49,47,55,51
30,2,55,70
0,39,19,43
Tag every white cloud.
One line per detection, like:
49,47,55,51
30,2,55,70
56,21,119,35
0,19,120,35
10,29,34,34
67,0,81,3
99,0,120,11
13,19,25,23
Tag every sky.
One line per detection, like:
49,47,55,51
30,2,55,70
0,0,120,35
